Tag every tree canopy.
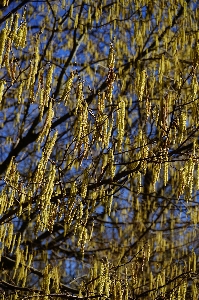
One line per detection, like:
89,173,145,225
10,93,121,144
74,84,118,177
0,0,199,299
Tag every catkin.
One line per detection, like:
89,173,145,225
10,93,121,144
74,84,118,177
62,71,74,104
0,28,7,65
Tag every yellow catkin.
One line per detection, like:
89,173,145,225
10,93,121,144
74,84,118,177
108,148,116,179
104,263,110,297
5,222,13,249
10,234,16,254
74,14,79,28
4,37,11,76
27,38,40,98
0,27,7,65
4,156,16,182
0,80,5,104
0,190,7,214
14,246,21,276
10,13,19,42
137,171,142,194
81,169,88,198
191,74,198,100
77,226,88,255
163,156,169,187
51,266,60,293
22,267,28,287
39,87,45,120
37,101,54,142
107,42,115,68
124,268,128,300
107,193,113,215
75,98,88,148
98,262,105,294
42,265,51,299
15,22,27,48
116,281,123,300
138,70,147,101
34,131,58,189
17,81,24,104
186,157,194,199
117,98,125,151
87,7,92,24
3,0,9,6
45,65,54,105
0,224,6,244
61,71,74,104
179,112,186,144
75,81,84,114
75,201,83,231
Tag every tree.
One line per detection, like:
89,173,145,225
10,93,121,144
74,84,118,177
0,0,199,299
